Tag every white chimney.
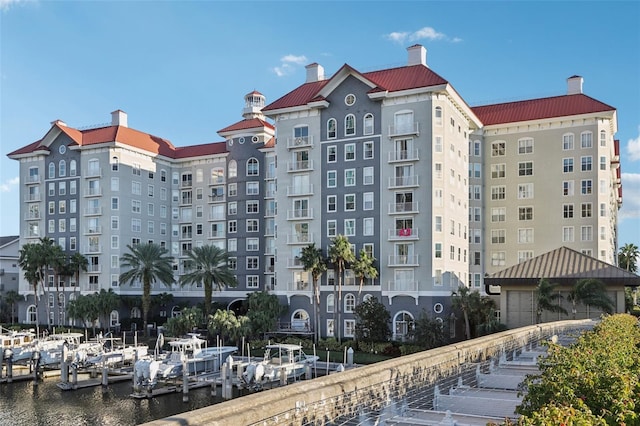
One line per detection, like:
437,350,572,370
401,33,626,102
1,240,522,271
111,109,128,127
305,63,325,83
407,44,427,66
567,75,583,95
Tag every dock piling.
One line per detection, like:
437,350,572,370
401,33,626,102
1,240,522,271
182,356,189,402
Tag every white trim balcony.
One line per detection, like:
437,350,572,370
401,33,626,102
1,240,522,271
84,207,103,216
287,281,311,292
388,149,419,163
287,208,313,220
85,226,103,235
287,257,304,268
85,168,102,178
209,177,225,185
287,233,313,244
388,202,419,214
24,194,41,202
388,228,420,240
88,264,102,273
24,212,41,220
383,281,419,292
388,175,419,188
84,188,102,197
208,194,225,203
388,122,419,138
265,208,277,217
208,230,225,239
388,255,419,267
287,135,313,149
287,184,314,196
26,175,41,184
287,160,313,172
209,213,225,221
85,245,103,254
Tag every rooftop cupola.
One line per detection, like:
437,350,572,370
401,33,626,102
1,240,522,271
242,90,266,119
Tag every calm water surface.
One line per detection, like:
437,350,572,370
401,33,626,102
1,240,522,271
0,376,244,426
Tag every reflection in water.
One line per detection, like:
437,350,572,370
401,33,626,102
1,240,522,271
0,377,244,426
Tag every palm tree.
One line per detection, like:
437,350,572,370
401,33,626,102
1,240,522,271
36,237,56,328
451,285,473,340
328,235,355,343
300,243,327,343
120,243,175,336
49,244,66,326
568,278,615,319
3,290,23,324
94,289,120,332
352,249,378,303
618,243,639,272
179,245,236,318
18,242,46,334
69,252,88,296
534,278,568,324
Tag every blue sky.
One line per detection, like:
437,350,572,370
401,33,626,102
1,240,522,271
1,1,639,250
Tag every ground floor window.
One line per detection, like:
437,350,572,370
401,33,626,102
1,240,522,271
393,311,414,340
326,319,334,337
344,320,356,338
27,305,37,324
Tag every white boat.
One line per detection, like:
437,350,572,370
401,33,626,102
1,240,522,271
241,343,319,388
81,336,148,367
155,334,237,379
12,332,102,366
1,328,37,361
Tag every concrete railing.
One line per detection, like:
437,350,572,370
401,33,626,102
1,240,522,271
144,320,594,426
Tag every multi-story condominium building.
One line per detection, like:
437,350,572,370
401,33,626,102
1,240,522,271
8,45,622,340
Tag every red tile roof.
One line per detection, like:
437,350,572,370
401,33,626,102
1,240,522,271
472,94,615,126
218,118,274,133
264,64,448,111
8,122,229,160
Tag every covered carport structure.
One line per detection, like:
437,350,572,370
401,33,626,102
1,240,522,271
485,246,640,328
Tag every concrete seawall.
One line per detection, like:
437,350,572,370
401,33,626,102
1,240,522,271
144,320,593,426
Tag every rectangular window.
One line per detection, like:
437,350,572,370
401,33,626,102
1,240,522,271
327,220,337,237
600,156,607,171
131,218,141,233
563,204,574,218
517,228,534,244
363,167,374,185
581,226,593,241
581,156,592,171
59,181,66,195
563,134,574,150
491,141,505,156
600,203,607,217
327,195,337,212
70,180,76,195
563,180,574,196
228,202,237,215
518,251,533,263
581,203,592,218
363,192,374,210
246,257,259,270
132,181,141,195
491,251,506,266
435,242,442,258
132,200,141,213
435,216,442,232
491,229,506,244
491,207,506,222
246,238,259,251
246,276,259,288
147,221,154,234
581,180,593,195
434,136,443,153
327,170,337,188
48,182,55,196
148,185,154,197
363,141,374,159
518,183,533,199
563,158,574,173
344,219,356,236
491,186,506,200
246,200,259,214
345,169,356,186
345,144,356,161
246,219,259,232
518,138,533,154
491,164,506,179
363,218,374,236
327,146,337,163
246,181,259,195
518,161,533,176
344,194,356,211
518,206,533,221
581,132,593,148
228,183,237,197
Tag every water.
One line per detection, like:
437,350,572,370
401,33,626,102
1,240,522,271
0,376,241,426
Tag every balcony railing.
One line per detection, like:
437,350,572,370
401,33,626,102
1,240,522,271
85,168,102,178
84,188,102,197
388,202,419,214
24,194,41,202
24,212,41,220
87,264,101,273
388,255,419,267
287,184,313,196
383,281,419,292
87,283,100,292
388,149,419,162
209,213,225,221
388,228,419,240
287,257,304,268
84,207,103,216
26,175,41,184
208,195,225,203
264,227,275,237
85,226,103,235
209,177,225,185
264,246,276,255
287,281,311,292
287,135,313,149
388,175,419,188
287,233,313,244
388,122,419,138
287,208,313,220
181,179,192,188
265,208,277,217
85,245,103,254
287,160,313,172
265,188,276,198
208,230,225,239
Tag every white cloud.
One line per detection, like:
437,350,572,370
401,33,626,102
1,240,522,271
272,54,308,77
0,176,19,192
627,126,640,161
385,26,461,44
619,172,640,220
0,0,31,12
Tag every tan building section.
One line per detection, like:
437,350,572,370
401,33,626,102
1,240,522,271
485,246,639,328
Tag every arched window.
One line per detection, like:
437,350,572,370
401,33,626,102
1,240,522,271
363,294,373,303
112,157,119,171
69,160,77,176
435,106,443,126
393,311,414,341
326,294,334,313
49,162,55,179
27,305,37,324
246,158,259,176
131,307,141,319
291,309,310,331
228,160,237,178
344,294,356,313
171,306,182,318
59,160,66,177
110,310,119,327
600,130,607,147
363,113,374,135
345,114,356,136
327,118,337,139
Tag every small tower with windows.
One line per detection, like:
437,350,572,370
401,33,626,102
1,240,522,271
242,91,266,120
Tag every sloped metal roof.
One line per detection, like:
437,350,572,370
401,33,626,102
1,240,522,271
485,246,640,287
